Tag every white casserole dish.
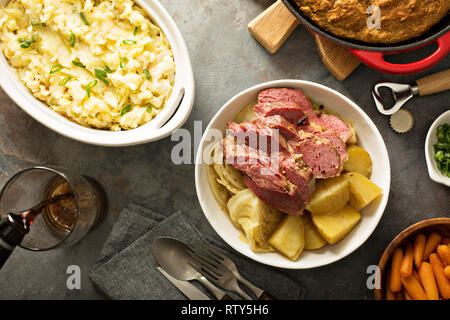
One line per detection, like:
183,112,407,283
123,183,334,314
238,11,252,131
0,0,194,146
195,80,391,269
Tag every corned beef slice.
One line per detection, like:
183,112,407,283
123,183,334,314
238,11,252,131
304,110,353,143
258,88,313,112
289,132,342,179
244,176,304,216
256,115,298,140
279,154,315,203
254,102,305,124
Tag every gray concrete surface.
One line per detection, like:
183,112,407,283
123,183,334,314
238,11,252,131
0,0,449,300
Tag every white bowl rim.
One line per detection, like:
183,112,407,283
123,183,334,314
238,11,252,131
424,110,450,187
0,0,195,146
195,79,391,269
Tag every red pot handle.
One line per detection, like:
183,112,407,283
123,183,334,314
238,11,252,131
350,31,450,75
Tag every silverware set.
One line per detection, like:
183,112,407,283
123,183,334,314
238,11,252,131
152,237,273,300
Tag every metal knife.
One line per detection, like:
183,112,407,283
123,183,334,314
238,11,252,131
158,267,210,300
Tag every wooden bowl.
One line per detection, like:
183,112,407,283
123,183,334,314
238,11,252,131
374,218,450,300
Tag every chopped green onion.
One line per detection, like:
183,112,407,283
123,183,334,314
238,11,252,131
144,69,151,80
146,103,153,114
433,123,450,177
121,104,132,116
122,39,136,45
95,69,109,85
31,20,46,28
72,60,86,68
49,64,63,74
70,32,76,47
103,65,114,73
86,80,97,97
59,76,71,86
119,57,128,68
80,12,89,25
133,26,138,36
18,38,34,48
31,34,42,42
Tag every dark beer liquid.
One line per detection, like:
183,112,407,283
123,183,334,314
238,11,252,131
42,182,77,233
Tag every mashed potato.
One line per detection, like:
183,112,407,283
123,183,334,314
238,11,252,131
0,0,175,130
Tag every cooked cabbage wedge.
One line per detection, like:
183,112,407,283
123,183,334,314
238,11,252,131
269,215,305,261
227,189,283,252
211,143,246,194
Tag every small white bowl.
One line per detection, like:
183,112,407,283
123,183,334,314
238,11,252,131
0,0,194,146
195,80,391,269
425,110,450,187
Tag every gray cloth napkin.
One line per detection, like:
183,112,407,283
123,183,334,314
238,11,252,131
89,203,304,300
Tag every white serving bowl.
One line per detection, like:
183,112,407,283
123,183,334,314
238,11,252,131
425,110,450,187
195,80,391,269
0,0,194,146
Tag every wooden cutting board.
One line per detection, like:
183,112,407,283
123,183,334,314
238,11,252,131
248,0,361,81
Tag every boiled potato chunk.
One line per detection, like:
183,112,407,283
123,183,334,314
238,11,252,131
300,214,327,250
269,215,305,261
305,176,350,215
344,172,383,211
311,205,361,245
343,145,372,178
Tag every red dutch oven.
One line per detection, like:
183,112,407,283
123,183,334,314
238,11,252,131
282,0,450,75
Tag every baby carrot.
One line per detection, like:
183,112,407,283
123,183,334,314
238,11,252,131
444,266,450,280
423,233,442,261
401,275,427,300
429,253,450,299
413,233,426,268
400,243,414,277
390,248,403,292
437,244,450,266
418,262,439,300
403,288,412,300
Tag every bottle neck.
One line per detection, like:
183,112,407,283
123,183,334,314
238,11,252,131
0,214,28,249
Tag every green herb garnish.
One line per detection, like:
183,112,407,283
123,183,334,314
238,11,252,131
49,64,63,74
433,123,450,177
70,32,76,47
103,65,114,73
31,20,46,28
95,69,109,85
86,80,97,97
59,76,71,86
122,39,136,45
31,34,42,42
144,69,151,80
18,38,34,48
119,57,128,68
133,26,138,36
146,103,153,114
72,60,86,68
121,104,132,116
80,12,89,25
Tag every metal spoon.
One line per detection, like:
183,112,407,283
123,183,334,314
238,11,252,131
152,237,231,300
372,68,450,115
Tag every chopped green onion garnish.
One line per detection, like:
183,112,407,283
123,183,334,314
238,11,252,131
103,65,114,73
59,76,71,86
119,57,128,68
133,26,138,36
70,32,76,47
72,60,86,68
49,64,62,74
121,104,132,116
80,12,89,25
86,80,97,97
18,38,34,48
122,39,136,45
144,69,151,80
31,20,46,28
146,103,152,114
31,34,42,42
95,69,109,85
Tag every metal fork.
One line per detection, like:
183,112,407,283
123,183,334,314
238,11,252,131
187,250,253,300
196,242,267,299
